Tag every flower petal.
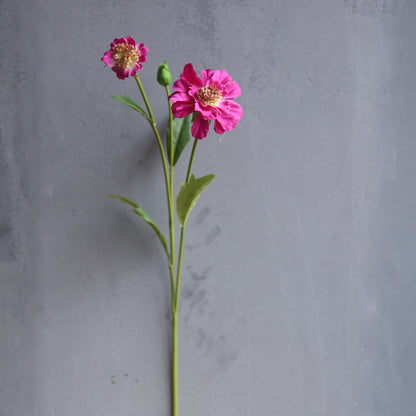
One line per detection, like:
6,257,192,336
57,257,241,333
125,36,136,45
212,69,232,85
111,38,126,47
172,78,192,93
169,92,193,103
216,101,243,131
113,66,127,80
102,50,114,66
214,120,226,135
222,80,241,99
138,43,148,62
171,100,195,118
191,114,210,139
201,69,215,84
182,63,203,87
196,103,219,120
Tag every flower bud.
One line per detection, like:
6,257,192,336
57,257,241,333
157,61,172,86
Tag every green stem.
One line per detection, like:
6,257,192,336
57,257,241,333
175,139,198,311
172,309,178,416
134,75,172,242
171,138,198,416
166,86,175,307
185,139,198,183
135,75,155,121
135,75,176,307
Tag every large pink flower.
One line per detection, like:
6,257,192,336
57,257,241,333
102,37,148,80
169,64,243,139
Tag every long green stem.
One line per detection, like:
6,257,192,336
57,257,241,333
133,76,199,416
135,75,177,326
134,75,170,194
171,138,198,416
172,309,178,416
166,86,175,307
185,139,198,184
135,75,155,121
175,139,198,311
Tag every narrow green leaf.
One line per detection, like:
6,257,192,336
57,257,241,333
109,194,169,258
111,95,151,122
176,174,215,227
166,115,192,166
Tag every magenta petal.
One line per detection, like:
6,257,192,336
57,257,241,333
172,79,191,93
138,43,148,62
212,69,232,85
201,69,215,84
215,113,235,131
111,38,125,47
182,63,203,87
169,92,192,103
102,50,114,66
196,104,218,120
191,114,210,139
214,120,226,134
222,80,241,99
125,36,136,45
113,66,127,80
215,102,243,131
171,101,195,118
220,100,243,121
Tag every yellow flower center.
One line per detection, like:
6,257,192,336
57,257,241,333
195,84,222,106
112,44,139,70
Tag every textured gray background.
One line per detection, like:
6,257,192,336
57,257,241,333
1,0,415,415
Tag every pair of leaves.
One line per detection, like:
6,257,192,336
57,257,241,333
111,95,151,122
110,174,214,258
166,115,192,166
109,194,169,259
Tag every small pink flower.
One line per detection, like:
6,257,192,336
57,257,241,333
169,64,243,139
102,37,148,80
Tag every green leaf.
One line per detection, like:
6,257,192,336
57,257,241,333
176,174,215,227
111,95,151,122
166,115,192,166
109,194,169,258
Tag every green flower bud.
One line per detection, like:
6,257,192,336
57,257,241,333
157,61,172,86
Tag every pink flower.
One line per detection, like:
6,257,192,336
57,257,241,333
102,37,148,80
169,64,243,139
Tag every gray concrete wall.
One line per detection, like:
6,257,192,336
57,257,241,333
1,0,415,415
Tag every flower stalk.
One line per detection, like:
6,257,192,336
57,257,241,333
133,77,199,416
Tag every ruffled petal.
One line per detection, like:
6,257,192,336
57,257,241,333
216,101,243,131
214,120,226,134
201,69,215,84
125,36,136,46
137,43,148,52
172,78,191,93
195,103,219,120
169,92,193,103
212,69,232,85
102,50,114,66
111,38,126,47
113,66,127,80
182,63,203,87
219,100,243,121
222,80,241,99
191,114,210,139
171,100,195,118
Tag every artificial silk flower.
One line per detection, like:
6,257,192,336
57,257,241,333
102,36,148,80
169,63,243,139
